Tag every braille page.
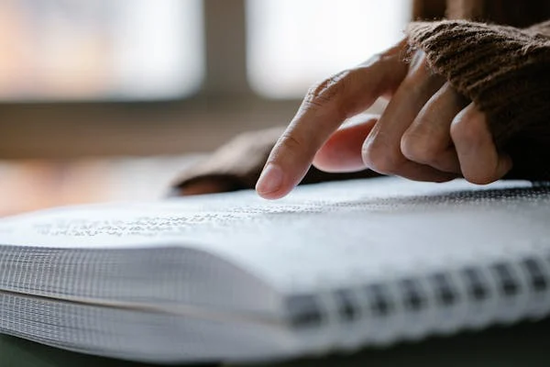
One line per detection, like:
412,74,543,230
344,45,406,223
1,177,549,293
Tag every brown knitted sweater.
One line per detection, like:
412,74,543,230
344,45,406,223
407,20,550,180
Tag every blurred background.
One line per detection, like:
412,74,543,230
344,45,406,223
0,0,412,214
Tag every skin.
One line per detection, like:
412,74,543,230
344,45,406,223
256,39,513,200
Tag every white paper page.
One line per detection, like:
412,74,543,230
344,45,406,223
1,177,549,293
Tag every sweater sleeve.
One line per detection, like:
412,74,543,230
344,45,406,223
170,127,381,196
407,20,550,180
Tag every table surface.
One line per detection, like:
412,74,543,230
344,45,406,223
1,157,550,367
2,317,550,367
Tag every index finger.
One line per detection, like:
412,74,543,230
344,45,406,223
256,41,409,199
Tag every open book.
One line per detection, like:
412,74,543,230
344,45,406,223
1,177,550,363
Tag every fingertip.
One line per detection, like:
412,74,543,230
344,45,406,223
256,184,294,200
255,163,284,197
452,103,507,184
256,189,290,200
462,154,513,185
256,162,304,199
312,117,377,173
312,138,364,173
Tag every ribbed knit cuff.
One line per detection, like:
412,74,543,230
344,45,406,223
407,20,550,180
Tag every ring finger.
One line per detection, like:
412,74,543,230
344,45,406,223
362,51,454,182
401,83,469,173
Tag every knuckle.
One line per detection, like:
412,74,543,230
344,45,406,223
401,130,445,165
409,50,429,71
362,140,403,174
402,53,443,92
450,112,481,143
400,73,433,97
277,133,305,157
304,69,352,109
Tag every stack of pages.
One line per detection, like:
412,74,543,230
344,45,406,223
1,177,549,363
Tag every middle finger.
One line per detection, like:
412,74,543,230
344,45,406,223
401,83,468,173
362,51,454,182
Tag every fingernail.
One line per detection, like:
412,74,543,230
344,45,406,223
256,163,284,195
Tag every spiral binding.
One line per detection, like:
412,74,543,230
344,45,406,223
285,253,550,349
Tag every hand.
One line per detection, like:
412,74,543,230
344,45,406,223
255,39,513,199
